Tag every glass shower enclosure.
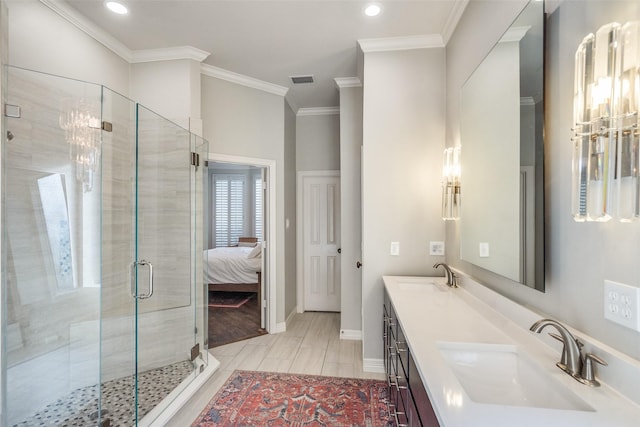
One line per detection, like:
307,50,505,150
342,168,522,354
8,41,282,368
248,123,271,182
1,66,209,426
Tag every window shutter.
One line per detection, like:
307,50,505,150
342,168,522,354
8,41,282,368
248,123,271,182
213,174,246,247
255,177,263,241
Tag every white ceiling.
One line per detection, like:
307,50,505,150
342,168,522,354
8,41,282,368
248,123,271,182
61,0,467,110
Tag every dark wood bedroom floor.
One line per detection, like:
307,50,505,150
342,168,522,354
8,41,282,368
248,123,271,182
208,292,267,348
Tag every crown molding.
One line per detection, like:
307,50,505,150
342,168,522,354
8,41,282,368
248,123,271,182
334,77,362,89
358,34,444,53
201,64,289,97
296,107,340,117
40,0,133,62
40,0,287,97
442,0,469,45
131,46,210,63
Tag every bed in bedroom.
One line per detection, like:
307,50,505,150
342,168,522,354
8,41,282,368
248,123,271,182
205,237,262,306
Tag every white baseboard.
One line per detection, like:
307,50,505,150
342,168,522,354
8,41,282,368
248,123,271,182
340,329,362,340
271,306,297,333
273,322,287,333
286,306,297,326
363,358,385,373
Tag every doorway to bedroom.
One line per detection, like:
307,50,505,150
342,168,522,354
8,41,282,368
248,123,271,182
206,161,268,347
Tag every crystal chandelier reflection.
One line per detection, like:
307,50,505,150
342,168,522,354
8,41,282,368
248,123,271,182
59,98,102,192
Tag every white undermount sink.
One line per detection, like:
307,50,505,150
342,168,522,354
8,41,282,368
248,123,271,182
395,279,445,292
437,342,595,411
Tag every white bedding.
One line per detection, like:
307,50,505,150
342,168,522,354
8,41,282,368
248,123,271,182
204,246,262,284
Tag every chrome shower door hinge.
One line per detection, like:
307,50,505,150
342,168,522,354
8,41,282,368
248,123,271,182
190,343,200,361
191,152,200,167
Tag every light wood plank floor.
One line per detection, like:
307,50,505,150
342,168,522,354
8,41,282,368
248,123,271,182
166,311,385,426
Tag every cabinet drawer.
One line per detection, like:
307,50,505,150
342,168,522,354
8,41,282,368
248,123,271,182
389,374,409,427
396,324,409,377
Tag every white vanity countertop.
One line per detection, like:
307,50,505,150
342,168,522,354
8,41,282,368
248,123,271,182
383,275,640,427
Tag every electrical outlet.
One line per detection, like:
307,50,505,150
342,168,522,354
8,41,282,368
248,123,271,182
390,242,400,256
479,242,490,258
604,280,640,332
429,241,445,256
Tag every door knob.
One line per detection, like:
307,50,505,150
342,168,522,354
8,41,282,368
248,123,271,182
356,261,362,269
337,248,342,254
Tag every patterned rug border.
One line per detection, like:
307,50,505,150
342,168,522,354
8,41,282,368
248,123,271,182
192,369,392,427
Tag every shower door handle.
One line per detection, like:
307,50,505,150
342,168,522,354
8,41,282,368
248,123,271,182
133,260,154,299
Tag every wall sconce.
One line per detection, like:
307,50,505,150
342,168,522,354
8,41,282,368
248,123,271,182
59,98,102,192
572,21,640,222
442,146,461,220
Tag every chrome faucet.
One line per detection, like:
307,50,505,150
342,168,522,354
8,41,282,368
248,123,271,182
530,318,608,386
529,318,583,379
433,263,458,288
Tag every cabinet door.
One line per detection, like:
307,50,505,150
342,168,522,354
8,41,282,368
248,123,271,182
396,324,409,377
406,390,422,427
383,300,389,374
409,352,440,427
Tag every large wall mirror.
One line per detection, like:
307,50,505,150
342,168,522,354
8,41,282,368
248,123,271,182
460,0,545,291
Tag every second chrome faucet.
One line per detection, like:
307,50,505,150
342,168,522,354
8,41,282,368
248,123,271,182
433,263,458,288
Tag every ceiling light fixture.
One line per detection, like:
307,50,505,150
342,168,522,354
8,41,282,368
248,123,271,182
105,1,128,15
363,3,382,17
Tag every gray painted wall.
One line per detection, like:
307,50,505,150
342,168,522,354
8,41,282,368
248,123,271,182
201,75,289,324
361,48,446,363
296,114,340,171
338,84,363,335
6,1,129,96
284,102,297,319
447,0,640,360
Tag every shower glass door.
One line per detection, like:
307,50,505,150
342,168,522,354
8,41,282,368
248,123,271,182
133,104,197,424
100,86,138,426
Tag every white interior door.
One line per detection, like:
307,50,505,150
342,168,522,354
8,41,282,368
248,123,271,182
303,175,341,311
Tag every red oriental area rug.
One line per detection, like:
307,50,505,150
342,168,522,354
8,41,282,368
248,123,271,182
191,370,393,426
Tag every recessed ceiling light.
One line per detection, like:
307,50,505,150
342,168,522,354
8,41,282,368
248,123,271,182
363,3,382,17
105,1,128,15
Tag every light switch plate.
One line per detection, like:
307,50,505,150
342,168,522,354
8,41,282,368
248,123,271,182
604,280,640,331
429,241,445,256
479,242,490,258
390,242,400,256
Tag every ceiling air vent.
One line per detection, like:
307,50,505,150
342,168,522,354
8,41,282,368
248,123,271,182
290,75,314,84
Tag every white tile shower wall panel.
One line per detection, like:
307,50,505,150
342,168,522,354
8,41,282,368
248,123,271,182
100,307,195,382
100,93,136,324
4,70,101,365
136,117,192,313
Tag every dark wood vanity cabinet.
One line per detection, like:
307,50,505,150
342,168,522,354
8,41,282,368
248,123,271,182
383,288,441,427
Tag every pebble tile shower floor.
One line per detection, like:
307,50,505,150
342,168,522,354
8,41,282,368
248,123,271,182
13,360,194,427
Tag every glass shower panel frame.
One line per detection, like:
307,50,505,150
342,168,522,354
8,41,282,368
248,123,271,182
2,66,103,426
192,134,209,356
134,104,196,424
